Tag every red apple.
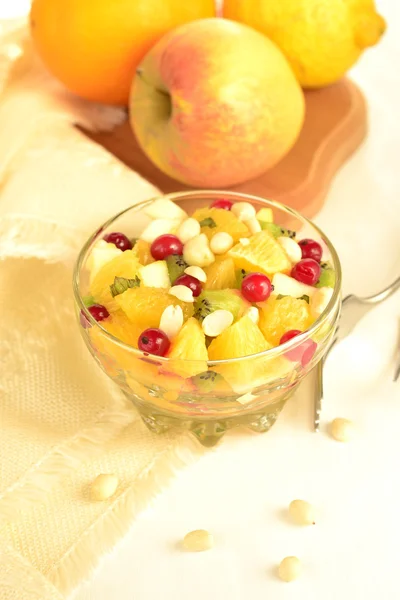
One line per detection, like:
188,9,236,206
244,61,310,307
130,18,305,188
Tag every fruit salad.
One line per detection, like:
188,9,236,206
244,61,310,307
79,195,337,405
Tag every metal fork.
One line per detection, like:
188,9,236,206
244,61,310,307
313,275,400,431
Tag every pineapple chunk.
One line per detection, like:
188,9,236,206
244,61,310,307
271,273,316,299
229,231,291,276
87,239,122,283
256,207,273,223
143,198,188,222
139,261,170,288
140,218,182,243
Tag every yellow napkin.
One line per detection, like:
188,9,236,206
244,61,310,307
0,22,204,598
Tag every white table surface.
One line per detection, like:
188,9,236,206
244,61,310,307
3,1,400,599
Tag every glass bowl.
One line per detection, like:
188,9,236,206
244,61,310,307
73,191,341,446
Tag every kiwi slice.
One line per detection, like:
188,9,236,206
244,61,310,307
166,254,188,284
194,289,246,321
316,262,336,288
82,294,95,307
260,221,296,239
235,268,249,288
192,370,224,393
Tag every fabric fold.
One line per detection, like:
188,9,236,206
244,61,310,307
0,20,205,599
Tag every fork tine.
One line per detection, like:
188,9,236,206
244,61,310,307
394,320,400,382
313,360,323,432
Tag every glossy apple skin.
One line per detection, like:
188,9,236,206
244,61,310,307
130,18,305,188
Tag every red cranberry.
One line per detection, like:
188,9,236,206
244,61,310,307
280,329,302,345
80,304,110,328
291,258,321,286
241,273,272,303
174,273,202,297
279,329,317,366
151,234,183,260
298,238,323,262
301,340,317,367
138,328,170,356
279,329,302,361
103,232,132,251
210,199,233,211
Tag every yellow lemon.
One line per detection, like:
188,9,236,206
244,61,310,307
223,0,386,88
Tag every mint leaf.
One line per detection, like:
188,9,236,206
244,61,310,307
82,295,95,307
298,294,310,303
199,217,217,228
276,294,287,300
110,276,140,297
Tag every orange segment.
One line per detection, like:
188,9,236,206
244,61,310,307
192,207,250,243
133,240,154,266
116,287,193,330
89,250,140,311
229,231,291,276
165,317,208,378
88,310,142,372
208,315,268,361
258,296,312,345
203,256,237,290
162,317,208,377
208,316,271,391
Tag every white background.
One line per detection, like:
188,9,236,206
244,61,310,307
2,1,400,599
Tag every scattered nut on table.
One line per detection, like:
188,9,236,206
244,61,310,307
331,417,354,442
91,473,119,501
278,556,302,582
289,499,316,525
182,529,213,552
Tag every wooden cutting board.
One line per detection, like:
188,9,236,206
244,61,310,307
86,78,367,219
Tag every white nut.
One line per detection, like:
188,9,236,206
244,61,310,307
231,201,256,221
246,306,259,324
310,287,334,319
183,234,215,268
184,266,207,283
331,418,354,442
239,237,250,246
177,218,201,244
277,236,302,264
159,305,183,340
91,473,119,501
169,285,194,303
210,231,234,255
278,556,301,582
245,216,262,234
182,529,213,552
202,309,234,337
289,499,316,525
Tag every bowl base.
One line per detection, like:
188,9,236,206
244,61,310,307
126,392,290,447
